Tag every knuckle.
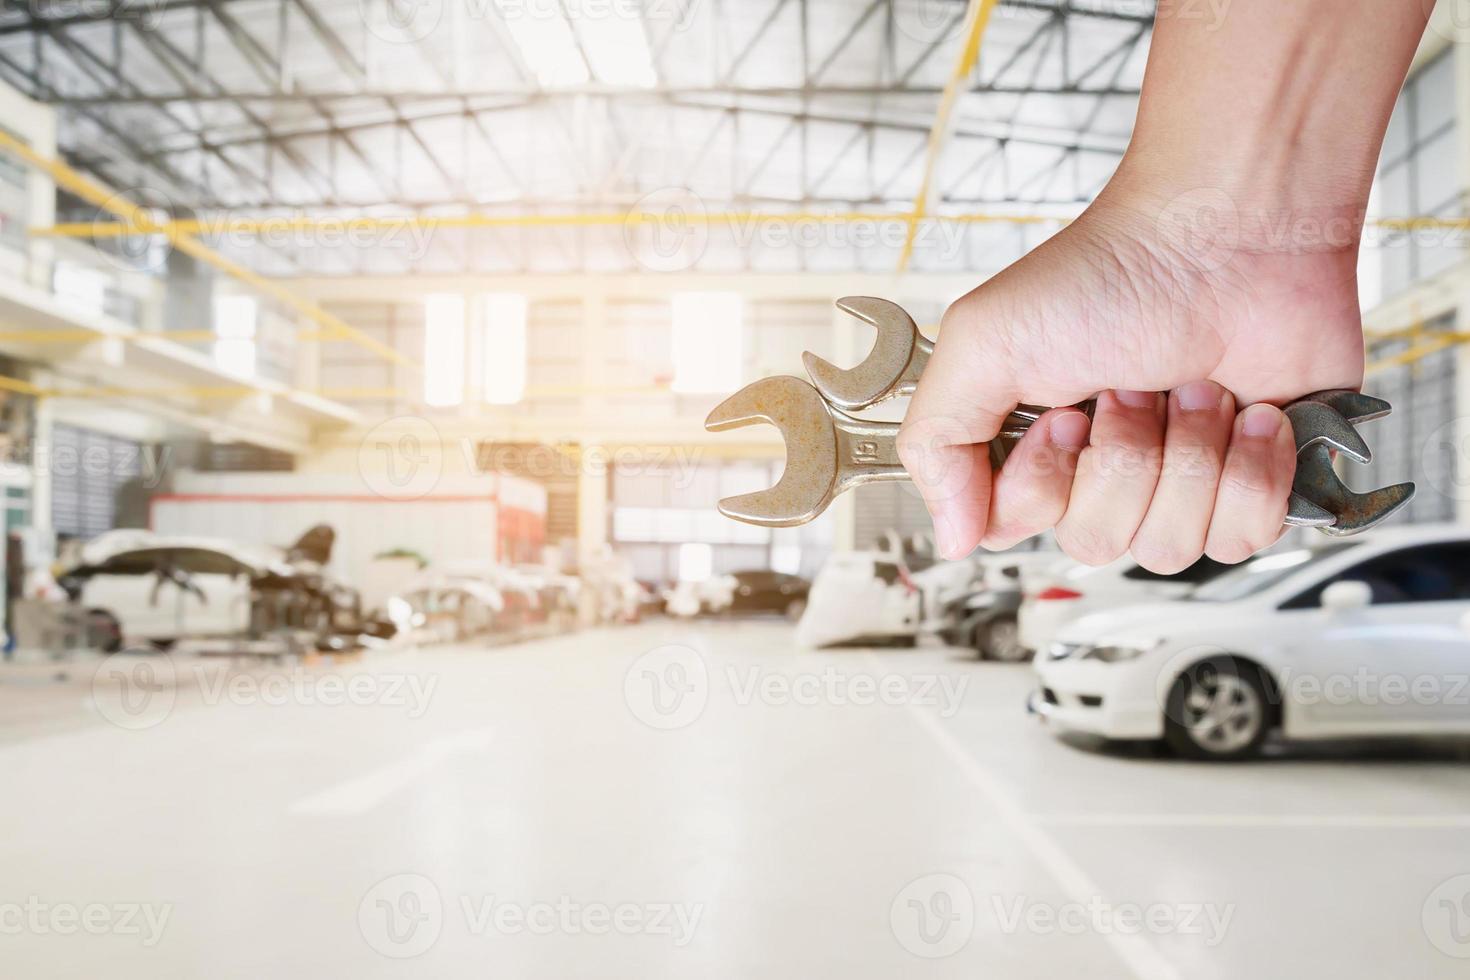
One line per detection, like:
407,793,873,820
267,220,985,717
1056,520,1126,567
1130,535,1201,576
1205,533,1256,566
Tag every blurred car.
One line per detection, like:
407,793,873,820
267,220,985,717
60,526,380,651
1029,525,1470,760
513,564,580,627
1017,555,1233,657
727,570,810,619
395,579,506,642
797,552,919,647
929,553,1064,661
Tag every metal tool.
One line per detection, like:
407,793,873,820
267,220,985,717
705,297,1415,534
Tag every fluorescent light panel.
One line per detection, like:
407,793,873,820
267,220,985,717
481,293,528,405
498,3,588,87
671,292,743,394
424,293,466,407
496,1,655,88
213,294,257,377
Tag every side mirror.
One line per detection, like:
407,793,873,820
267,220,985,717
1321,580,1372,612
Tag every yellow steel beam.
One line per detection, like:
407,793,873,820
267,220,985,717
897,0,1002,272
30,208,1064,240
1365,331,1470,375
0,130,413,369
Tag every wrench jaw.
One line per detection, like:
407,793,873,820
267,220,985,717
802,296,928,412
704,376,840,528
1283,390,1416,535
1290,443,1415,536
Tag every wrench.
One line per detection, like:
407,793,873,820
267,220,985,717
706,299,1415,532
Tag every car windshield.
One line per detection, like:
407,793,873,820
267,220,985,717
1190,542,1360,602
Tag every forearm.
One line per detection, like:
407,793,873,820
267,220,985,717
1113,0,1430,247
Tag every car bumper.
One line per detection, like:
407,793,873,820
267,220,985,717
1030,658,1164,740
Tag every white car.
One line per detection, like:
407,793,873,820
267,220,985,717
1030,525,1470,759
796,551,920,648
1017,555,1232,656
64,532,298,650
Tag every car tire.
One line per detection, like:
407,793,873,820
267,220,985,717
976,616,1029,663
784,599,806,622
1163,657,1272,761
86,609,123,654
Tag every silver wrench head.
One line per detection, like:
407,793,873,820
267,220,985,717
1297,389,1392,425
802,296,920,411
1283,400,1372,463
704,375,838,527
1290,442,1415,536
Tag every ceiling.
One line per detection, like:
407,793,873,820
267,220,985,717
0,0,1155,273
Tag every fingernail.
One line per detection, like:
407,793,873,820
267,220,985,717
1048,411,1091,452
1176,381,1220,412
1115,389,1159,410
1241,403,1282,439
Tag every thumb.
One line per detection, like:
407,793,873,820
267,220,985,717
897,300,1024,559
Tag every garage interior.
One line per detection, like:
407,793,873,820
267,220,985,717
1,0,1469,977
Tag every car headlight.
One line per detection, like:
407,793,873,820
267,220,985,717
1081,639,1163,663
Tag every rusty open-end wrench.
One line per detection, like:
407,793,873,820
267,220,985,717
706,298,1415,533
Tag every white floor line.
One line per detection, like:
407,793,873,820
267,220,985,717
1034,813,1470,829
899,695,1180,980
289,728,493,816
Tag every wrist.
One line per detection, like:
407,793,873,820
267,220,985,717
1098,152,1368,259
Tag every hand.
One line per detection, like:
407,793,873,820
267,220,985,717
897,180,1365,571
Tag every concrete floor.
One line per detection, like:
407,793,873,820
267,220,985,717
3,620,1470,978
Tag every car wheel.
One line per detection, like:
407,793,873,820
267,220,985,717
86,609,123,654
1163,657,1271,761
977,617,1029,663
784,599,806,622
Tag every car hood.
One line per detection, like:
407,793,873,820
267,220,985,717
1056,599,1242,645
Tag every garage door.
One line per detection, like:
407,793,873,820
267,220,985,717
50,424,144,539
